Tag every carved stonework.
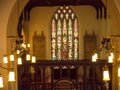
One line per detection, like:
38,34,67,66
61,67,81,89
84,30,97,59
33,31,46,60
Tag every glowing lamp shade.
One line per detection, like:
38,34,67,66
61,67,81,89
10,54,14,61
18,57,22,65
92,53,97,62
108,53,114,63
108,56,113,63
0,76,4,88
8,71,15,82
118,67,120,77
31,56,36,63
3,55,8,63
27,43,30,48
103,70,110,81
17,50,20,54
22,43,26,48
26,54,30,61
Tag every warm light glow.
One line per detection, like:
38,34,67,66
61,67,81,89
94,53,98,59
22,43,26,48
8,71,15,82
108,53,114,63
26,54,30,61
103,70,110,81
17,50,20,54
27,43,30,48
31,56,36,63
10,54,14,61
92,55,96,62
3,55,8,63
118,67,120,77
92,53,97,62
108,56,113,63
0,76,4,88
18,57,22,65
110,53,114,58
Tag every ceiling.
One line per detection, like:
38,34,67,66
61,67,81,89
26,0,104,7
18,0,107,38
23,0,106,20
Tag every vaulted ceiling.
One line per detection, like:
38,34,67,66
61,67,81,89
18,0,107,38
23,0,106,20
26,0,105,7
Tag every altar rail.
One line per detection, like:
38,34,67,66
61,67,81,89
17,59,112,90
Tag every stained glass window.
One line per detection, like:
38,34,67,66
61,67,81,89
51,6,79,60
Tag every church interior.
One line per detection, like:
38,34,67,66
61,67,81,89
0,0,120,90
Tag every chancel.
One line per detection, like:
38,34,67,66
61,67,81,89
0,0,120,90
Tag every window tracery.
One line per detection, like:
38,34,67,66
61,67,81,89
51,6,79,60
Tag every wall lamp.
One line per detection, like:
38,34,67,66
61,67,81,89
0,66,15,88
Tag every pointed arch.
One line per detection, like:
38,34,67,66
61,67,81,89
51,6,79,60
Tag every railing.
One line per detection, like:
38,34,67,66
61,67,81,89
17,59,112,90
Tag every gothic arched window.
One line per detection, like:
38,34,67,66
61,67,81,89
51,6,79,60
